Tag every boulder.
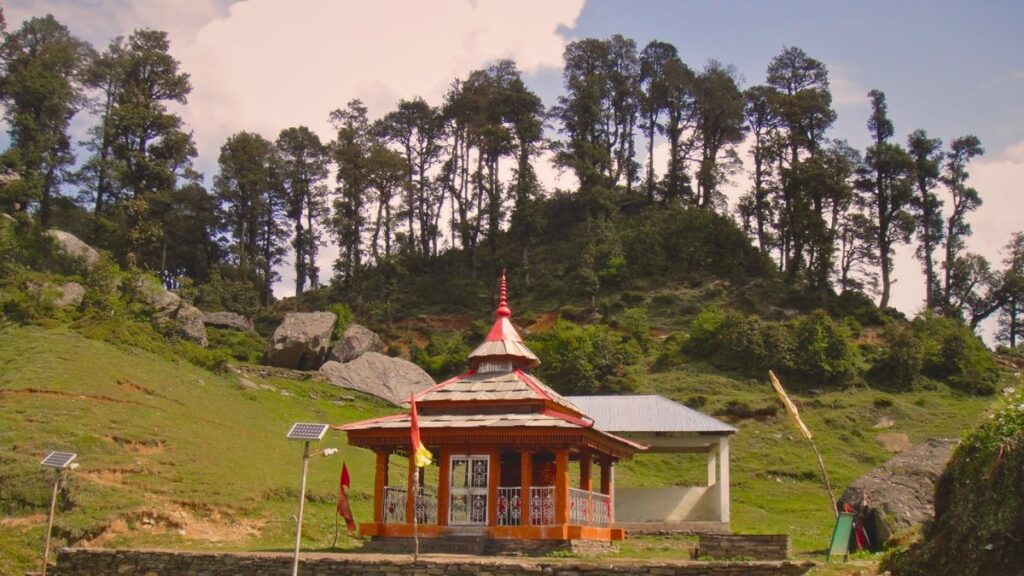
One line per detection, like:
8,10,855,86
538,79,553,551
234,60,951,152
135,277,208,347
839,438,958,549
264,311,336,370
171,303,209,347
320,352,434,405
53,282,85,308
202,311,255,333
328,323,384,363
45,229,100,269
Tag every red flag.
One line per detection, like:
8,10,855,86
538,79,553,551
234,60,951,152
336,462,356,531
340,463,351,490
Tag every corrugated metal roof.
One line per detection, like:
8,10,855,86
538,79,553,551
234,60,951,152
566,395,735,434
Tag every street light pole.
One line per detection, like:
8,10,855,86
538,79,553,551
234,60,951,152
291,440,311,576
41,470,61,576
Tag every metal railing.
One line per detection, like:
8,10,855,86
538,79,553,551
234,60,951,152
382,486,437,524
569,487,611,527
529,486,555,525
496,487,521,525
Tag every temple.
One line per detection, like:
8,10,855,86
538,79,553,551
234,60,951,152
338,272,644,546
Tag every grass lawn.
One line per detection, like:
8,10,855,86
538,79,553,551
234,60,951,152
0,324,1007,575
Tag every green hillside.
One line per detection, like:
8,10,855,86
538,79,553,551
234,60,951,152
0,325,395,574
0,323,1006,575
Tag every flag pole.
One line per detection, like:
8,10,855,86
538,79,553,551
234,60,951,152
769,370,838,518
412,469,420,561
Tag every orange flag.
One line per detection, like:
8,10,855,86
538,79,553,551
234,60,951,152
410,395,433,467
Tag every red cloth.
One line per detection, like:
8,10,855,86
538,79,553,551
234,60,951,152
336,462,356,531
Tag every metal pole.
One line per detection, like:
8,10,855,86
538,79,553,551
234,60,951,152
41,471,61,576
292,441,310,576
412,469,420,561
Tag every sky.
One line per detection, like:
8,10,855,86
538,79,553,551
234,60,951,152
6,0,1024,341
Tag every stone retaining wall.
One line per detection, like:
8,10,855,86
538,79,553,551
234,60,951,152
52,548,813,576
696,534,791,560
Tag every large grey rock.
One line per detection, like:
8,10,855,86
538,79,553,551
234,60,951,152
839,438,958,549
171,303,209,347
320,352,433,405
328,323,384,363
54,282,85,308
202,311,255,333
264,312,336,370
45,229,100,269
135,277,208,347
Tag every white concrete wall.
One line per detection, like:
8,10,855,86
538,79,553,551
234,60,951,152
614,486,718,522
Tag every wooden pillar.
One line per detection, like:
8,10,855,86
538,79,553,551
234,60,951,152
579,450,592,492
487,449,500,526
600,458,614,523
437,449,450,526
520,451,532,525
405,452,416,524
554,449,570,525
373,451,388,523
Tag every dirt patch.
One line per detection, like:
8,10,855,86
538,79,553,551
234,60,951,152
876,432,912,452
117,378,153,395
106,436,166,455
0,388,153,407
526,311,559,333
79,468,140,488
0,513,45,528
80,505,263,547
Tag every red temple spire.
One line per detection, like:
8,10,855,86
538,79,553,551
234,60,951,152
497,268,511,318
468,270,540,369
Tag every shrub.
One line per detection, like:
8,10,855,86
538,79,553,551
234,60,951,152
869,325,925,390
913,313,1000,395
528,319,639,394
615,307,650,349
328,302,354,340
685,306,727,357
412,330,472,379
786,310,860,385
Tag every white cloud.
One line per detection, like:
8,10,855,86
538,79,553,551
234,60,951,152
178,0,583,171
829,65,870,107
6,0,231,48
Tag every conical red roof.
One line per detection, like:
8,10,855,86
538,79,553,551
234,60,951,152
467,271,540,369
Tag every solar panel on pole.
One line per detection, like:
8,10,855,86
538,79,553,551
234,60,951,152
287,423,329,442
40,452,77,469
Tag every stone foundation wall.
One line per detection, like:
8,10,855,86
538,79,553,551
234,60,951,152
52,548,813,576
697,534,791,560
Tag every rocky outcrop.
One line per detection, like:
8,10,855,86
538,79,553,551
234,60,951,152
54,282,85,308
202,311,255,333
135,278,208,347
328,323,384,362
45,229,100,269
264,312,336,370
839,438,957,549
320,352,433,405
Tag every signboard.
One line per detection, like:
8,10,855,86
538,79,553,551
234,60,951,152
827,511,855,562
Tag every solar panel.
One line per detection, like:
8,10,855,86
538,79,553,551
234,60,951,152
287,423,329,441
40,451,77,469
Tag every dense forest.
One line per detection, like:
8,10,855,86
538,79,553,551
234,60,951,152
1,9,1023,370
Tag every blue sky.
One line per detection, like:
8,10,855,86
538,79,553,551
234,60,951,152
6,1,1024,337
